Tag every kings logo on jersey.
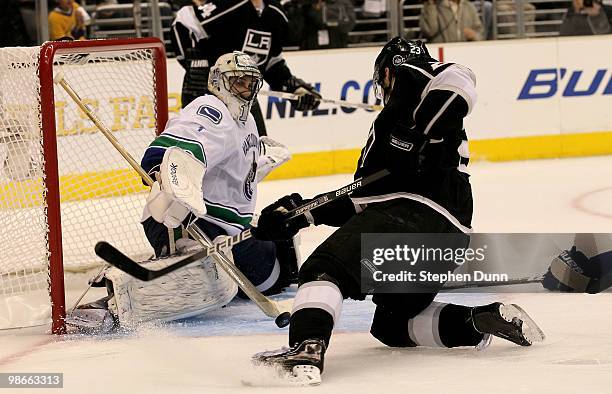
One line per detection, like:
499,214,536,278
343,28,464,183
242,29,272,66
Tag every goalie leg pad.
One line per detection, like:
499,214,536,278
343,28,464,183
102,243,238,327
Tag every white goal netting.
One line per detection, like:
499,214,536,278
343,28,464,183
0,42,163,330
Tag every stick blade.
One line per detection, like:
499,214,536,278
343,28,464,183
94,241,153,281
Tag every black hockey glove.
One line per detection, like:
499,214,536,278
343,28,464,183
542,246,612,293
285,76,322,111
386,123,427,174
251,193,312,241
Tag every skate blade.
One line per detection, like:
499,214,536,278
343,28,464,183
290,365,321,386
499,304,546,345
243,364,321,387
510,304,546,342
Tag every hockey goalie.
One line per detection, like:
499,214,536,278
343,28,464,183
67,51,298,333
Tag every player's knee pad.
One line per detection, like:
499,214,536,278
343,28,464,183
370,294,439,347
370,304,417,347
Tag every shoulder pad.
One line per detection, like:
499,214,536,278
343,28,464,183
427,64,477,114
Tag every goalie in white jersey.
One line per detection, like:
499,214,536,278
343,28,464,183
141,50,298,292
68,52,296,332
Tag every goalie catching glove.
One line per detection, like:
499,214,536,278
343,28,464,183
143,147,208,228
256,136,291,183
251,193,312,241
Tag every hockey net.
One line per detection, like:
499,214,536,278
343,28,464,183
0,39,168,333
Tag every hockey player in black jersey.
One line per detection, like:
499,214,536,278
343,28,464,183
171,0,322,135
249,37,545,385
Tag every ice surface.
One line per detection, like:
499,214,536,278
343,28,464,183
1,155,611,393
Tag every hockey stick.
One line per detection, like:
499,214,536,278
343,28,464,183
259,90,384,112
54,74,291,328
442,276,544,290
285,169,389,220
94,169,390,285
95,241,208,282
443,274,612,293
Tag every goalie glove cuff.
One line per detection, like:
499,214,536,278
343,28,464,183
145,181,191,229
256,136,291,183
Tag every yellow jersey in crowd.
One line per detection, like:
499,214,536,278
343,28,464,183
48,0,89,40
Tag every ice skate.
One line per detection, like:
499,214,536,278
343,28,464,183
472,303,545,346
252,339,326,385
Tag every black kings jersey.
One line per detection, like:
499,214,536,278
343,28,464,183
171,0,292,87
351,60,477,232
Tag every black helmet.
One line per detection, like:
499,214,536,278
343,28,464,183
373,37,433,100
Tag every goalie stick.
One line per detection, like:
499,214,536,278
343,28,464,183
259,90,384,112
55,74,290,328
94,169,390,281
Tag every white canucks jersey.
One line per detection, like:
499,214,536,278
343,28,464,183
141,94,260,235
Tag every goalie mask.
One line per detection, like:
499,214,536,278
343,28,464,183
373,37,434,104
208,51,263,125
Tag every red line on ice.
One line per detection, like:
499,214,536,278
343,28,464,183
571,186,612,220
0,337,55,367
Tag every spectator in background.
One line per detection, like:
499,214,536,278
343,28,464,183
495,0,536,38
302,0,356,49
282,0,307,48
48,0,91,40
419,0,483,42
471,0,492,39
560,0,611,35
18,0,38,45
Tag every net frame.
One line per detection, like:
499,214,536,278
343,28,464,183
35,38,168,334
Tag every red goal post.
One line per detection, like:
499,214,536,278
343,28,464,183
0,38,168,334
